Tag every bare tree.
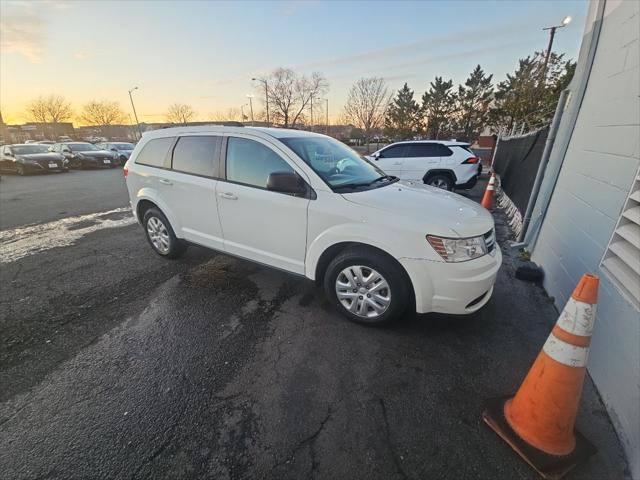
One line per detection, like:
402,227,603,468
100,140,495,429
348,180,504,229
210,108,242,122
258,68,328,127
166,103,196,124
343,77,390,147
25,94,73,138
80,100,125,126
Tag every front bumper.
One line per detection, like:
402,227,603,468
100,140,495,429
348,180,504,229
24,163,68,173
399,246,502,315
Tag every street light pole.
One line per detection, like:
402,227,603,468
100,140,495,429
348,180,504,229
252,78,269,127
128,86,142,140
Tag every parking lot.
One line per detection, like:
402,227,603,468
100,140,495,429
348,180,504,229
0,170,629,479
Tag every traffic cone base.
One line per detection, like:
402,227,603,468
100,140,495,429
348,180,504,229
483,396,596,480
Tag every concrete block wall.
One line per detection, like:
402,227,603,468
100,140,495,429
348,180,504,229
531,0,640,476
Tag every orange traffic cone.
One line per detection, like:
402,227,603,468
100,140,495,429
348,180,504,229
483,273,599,480
481,173,496,209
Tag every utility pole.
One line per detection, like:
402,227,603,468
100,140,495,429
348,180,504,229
310,94,313,132
252,78,269,127
326,98,329,135
128,86,142,140
246,95,254,126
541,16,572,83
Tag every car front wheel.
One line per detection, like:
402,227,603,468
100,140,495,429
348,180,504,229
143,207,186,259
324,247,410,325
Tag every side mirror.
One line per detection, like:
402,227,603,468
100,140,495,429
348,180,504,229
6,151,13,157
110,147,117,152
372,152,381,159
267,171,306,195
63,148,71,153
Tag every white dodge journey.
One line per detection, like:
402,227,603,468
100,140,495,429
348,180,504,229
124,126,501,325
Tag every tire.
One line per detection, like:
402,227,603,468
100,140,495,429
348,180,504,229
425,174,454,191
142,207,186,259
323,246,410,325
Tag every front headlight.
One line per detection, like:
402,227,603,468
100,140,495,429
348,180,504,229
426,235,487,262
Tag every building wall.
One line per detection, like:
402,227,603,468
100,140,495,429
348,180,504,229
531,0,639,476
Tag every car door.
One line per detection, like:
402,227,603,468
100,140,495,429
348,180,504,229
155,135,225,251
0,146,11,171
401,143,442,181
371,144,407,177
216,135,310,274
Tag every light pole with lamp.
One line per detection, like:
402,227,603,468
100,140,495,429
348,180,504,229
246,95,255,126
541,16,572,81
128,86,142,140
252,77,269,127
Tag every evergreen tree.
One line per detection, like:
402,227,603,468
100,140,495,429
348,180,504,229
454,65,493,142
384,83,422,140
491,52,574,131
421,76,456,139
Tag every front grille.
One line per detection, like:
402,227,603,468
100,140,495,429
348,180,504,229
466,290,489,309
484,229,495,253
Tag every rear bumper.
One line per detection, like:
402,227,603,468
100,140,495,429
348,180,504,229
399,247,502,314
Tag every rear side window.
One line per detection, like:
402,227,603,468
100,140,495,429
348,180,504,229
380,145,406,158
226,137,293,188
135,137,174,168
438,145,454,156
405,144,442,157
172,136,220,177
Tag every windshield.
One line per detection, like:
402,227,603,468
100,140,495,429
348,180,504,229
281,136,389,190
113,143,134,150
68,143,98,151
12,145,51,155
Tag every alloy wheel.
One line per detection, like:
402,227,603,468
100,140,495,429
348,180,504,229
146,216,171,254
430,178,449,189
335,265,391,318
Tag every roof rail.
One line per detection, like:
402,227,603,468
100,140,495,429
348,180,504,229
220,121,244,127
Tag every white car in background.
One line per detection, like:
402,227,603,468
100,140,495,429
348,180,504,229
366,140,481,191
125,126,500,325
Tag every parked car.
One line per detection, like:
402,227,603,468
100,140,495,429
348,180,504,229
96,142,135,166
365,140,481,191
0,144,68,175
36,140,55,145
57,136,73,142
125,126,501,325
50,142,117,169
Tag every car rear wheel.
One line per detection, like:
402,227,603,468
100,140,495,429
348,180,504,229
425,174,454,191
324,247,409,325
143,207,186,259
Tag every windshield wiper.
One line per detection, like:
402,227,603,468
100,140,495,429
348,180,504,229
333,182,370,191
367,175,397,186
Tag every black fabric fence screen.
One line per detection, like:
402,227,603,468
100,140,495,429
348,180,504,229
492,127,549,215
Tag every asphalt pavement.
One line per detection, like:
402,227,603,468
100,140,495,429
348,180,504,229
0,170,630,479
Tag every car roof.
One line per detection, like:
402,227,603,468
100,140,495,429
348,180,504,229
139,125,327,142
7,144,49,147
386,140,470,147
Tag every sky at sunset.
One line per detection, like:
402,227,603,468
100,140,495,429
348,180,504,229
1,0,589,125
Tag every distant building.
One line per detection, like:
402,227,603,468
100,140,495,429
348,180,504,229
3,122,75,143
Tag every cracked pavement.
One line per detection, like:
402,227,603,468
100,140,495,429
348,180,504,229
0,171,630,479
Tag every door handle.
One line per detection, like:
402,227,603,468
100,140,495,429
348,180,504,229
218,192,238,200
159,179,173,185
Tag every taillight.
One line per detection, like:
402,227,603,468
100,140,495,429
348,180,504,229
123,166,128,178
462,156,480,164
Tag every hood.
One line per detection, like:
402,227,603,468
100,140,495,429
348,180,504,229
19,153,64,163
77,150,113,158
341,180,493,237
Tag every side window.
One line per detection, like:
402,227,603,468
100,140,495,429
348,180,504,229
171,136,220,177
380,145,406,158
226,137,294,188
135,137,174,168
438,145,453,157
405,144,442,157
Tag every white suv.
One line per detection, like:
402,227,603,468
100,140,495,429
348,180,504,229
124,126,501,325
366,140,481,191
